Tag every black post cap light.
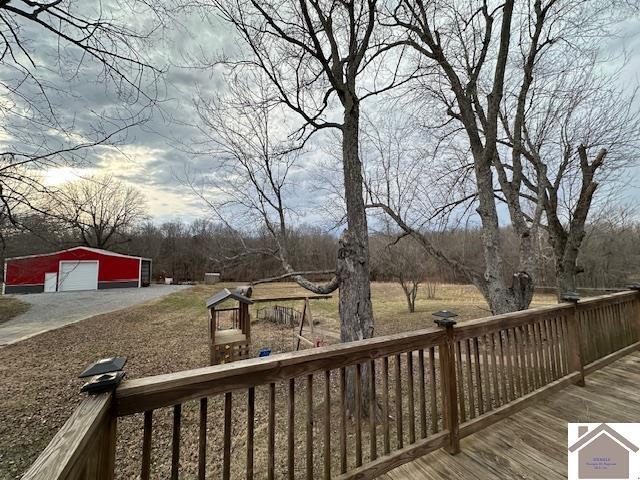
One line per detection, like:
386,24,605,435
560,291,580,303
79,356,127,395
560,291,581,302
432,310,458,328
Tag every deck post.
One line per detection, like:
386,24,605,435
628,285,640,342
435,317,460,455
561,294,585,387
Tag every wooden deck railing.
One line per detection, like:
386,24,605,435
22,290,640,480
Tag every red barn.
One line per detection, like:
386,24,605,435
3,247,152,294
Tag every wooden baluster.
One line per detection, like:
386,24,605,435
512,327,525,395
268,383,276,480
418,350,427,438
498,331,509,402
556,317,566,375
324,370,331,480
489,333,501,408
605,305,619,353
619,302,630,347
580,310,591,365
555,317,566,375
597,306,606,356
465,339,476,417
141,410,153,480
624,301,635,345
535,321,549,385
369,360,377,461
512,328,524,397
526,324,538,389
223,392,232,480
473,337,484,415
628,299,638,343
551,318,562,379
171,404,181,480
529,323,542,390
604,305,613,354
480,335,491,413
620,302,629,347
556,316,569,376
198,398,207,480
518,324,535,393
582,309,592,363
407,352,416,444
608,305,617,353
428,347,438,434
307,374,314,480
247,388,255,480
593,307,603,359
455,341,466,422
394,354,403,449
355,365,362,467
382,357,391,454
504,330,516,401
543,319,556,380
609,304,617,352
288,379,295,480
340,368,347,474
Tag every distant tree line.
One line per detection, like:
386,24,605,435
3,209,639,294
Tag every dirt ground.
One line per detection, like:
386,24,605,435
0,282,556,479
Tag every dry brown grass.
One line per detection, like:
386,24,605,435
0,282,556,479
0,296,30,325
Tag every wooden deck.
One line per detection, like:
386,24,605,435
383,350,640,480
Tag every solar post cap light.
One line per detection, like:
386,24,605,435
560,291,581,303
79,356,127,394
432,310,458,328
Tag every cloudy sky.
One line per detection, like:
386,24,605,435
4,3,640,226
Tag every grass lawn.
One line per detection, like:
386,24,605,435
0,282,555,479
0,296,30,326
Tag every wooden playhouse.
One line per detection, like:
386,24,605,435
206,287,253,365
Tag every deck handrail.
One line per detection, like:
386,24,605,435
115,325,446,416
22,289,640,480
21,393,115,480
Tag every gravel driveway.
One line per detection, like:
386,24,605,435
0,285,190,345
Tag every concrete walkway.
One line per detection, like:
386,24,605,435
0,285,190,345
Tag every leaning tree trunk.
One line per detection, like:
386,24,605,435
338,99,375,416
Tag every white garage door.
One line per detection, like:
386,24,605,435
58,261,99,292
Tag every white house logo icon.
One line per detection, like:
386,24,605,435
568,424,640,479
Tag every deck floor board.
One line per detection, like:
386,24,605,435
383,350,640,479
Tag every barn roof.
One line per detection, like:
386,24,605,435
206,288,253,308
5,246,152,262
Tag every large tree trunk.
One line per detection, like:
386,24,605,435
339,100,375,415
554,236,582,299
473,150,516,314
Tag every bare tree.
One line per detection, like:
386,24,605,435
371,234,431,312
206,0,412,356
0,0,166,222
201,0,416,350
55,175,147,249
374,0,635,313
503,63,640,295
